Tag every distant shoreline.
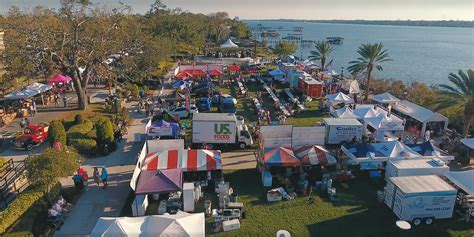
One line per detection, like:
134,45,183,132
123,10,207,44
243,19,474,28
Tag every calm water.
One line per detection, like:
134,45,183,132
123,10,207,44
244,20,474,85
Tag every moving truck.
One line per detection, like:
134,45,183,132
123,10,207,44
385,175,457,225
192,113,253,149
385,158,449,180
323,118,363,145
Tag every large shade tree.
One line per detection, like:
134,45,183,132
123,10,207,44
433,69,474,137
347,43,391,102
308,42,334,70
3,1,156,110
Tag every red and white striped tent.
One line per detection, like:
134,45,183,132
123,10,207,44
294,145,337,166
142,149,222,172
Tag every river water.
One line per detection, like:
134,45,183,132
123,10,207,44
244,20,474,85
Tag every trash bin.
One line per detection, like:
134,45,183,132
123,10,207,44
72,174,84,191
230,193,238,203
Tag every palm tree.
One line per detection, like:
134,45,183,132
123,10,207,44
433,70,474,138
347,43,391,102
308,42,334,70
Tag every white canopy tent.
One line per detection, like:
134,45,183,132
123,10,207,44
331,106,359,119
371,141,421,159
90,212,205,237
326,92,354,103
444,170,474,195
393,100,448,135
353,107,379,119
220,39,239,48
366,114,405,141
4,83,52,100
371,92,400,104
460,138,474,149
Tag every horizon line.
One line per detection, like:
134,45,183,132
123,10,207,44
242,18,474,22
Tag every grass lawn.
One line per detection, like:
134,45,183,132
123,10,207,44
205,169,473,237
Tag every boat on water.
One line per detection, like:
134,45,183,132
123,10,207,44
326,37,344,44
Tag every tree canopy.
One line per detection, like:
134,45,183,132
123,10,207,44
274,41,297,57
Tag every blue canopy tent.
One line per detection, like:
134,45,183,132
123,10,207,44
407,141,449,157
268,69,286,81
148,119,180,139
172,80,191,90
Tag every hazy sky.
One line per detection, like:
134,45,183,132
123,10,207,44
0,0,472,20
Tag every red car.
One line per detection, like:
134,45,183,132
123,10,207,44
12,124,49,150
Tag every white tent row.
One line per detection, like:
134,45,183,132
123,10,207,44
4,82,52,100
90,212,205,237
371,92,400,104
220,38,239,48
393,99,448,135
444,170,474,195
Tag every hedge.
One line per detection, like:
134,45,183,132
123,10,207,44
0,185,61,234
48,120,67,146
96,118,114,145
66,121,94,140
74,114,87,125
69,138,97,156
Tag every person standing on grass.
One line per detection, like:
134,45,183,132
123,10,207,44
93,167,100,187
101,166,108,189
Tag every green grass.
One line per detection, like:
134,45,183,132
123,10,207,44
206,169,474,237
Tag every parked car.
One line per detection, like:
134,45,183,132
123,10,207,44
168,106,198,118
12,124,49,150
196,97,211,111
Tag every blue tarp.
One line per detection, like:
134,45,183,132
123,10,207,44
172,80,191,89
268,69,286,76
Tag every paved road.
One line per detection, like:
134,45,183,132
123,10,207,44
55,105,147,237
221,151,257,170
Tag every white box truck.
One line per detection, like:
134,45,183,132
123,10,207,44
385,175,457,225
385,158,449,180
323,118,363,145
192,113,253,149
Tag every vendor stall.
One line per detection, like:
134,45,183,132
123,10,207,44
263,147,300,168
147,119,180,139
365,113,405,141
460,138,474,165
294,145,336,166
49,74,72,84
90,211,205,237
331,107,359,119
142,149,222,172
325,92,354,111
407,141,454,162
371,92,400,104
392,100,448,137
135,169,182,195
444,170,474,196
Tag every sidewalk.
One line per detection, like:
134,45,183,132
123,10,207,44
55,105,148,236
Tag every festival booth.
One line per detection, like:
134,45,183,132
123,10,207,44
341,141,422,170
406,141,454,162
297,76,324,98
142,149,222,172
393,100,449,137
135,169,182,195
3,82,53,118
176,69,206,80
268,69,286,82
146,119,180,139
444,170,474,220
220,39,239,48
228,64,241,72
365,113,405,141
459,138,474,165
90,212,205,237
325,92,354,112
162,90,185,102
261,147,301,187
371,92,400,105
49,74,72,85
331,107,359,119
172,80,192,90
294,145,336,166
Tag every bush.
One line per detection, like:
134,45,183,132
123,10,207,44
67,121,93,140
95,118,114,145
74,114,87,125
48,120,66,146
0,184,61,234
0,158,6,169
69,138,97,156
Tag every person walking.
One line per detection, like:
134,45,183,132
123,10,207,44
54,94,59,107
101,166,108,189
29,102,35,116
82,170,89,191
32,101,37,115
19,118,27,132
62,95,67,108
93,167,100,187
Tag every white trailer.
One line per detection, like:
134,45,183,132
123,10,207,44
323,118,363,145
385,175,457,225
192,113,253,149
385,158,449,180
